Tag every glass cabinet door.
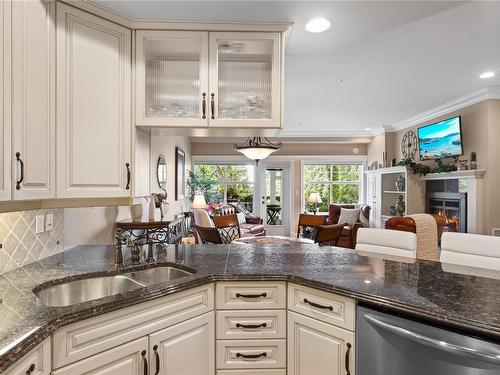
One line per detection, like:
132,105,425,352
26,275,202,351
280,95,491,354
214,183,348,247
136,31,208,126
209,32,281,128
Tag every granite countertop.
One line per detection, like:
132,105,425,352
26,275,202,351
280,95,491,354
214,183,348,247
1,243,500,371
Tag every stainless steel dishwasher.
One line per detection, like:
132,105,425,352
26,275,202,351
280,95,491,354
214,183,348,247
357,305,500,375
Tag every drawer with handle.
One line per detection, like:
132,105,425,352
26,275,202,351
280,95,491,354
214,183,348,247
216,339,286,369
216,310,286,339
217,370,286,374
216,282,286,310
288,283,355,330
4,338,50,375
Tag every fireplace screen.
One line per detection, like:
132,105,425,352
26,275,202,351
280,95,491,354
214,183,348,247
427,193,467,233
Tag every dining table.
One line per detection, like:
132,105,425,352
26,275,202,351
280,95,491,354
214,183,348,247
232,235,314,245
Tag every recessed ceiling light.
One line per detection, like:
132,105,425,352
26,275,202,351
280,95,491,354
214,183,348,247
479,71,495,79
306,18,331,33
364,128,372,131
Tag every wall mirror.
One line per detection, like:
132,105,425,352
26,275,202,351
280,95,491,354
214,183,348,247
157,154,167,191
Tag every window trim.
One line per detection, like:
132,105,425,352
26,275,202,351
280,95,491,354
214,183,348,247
302,162,364,213
193,161,256,212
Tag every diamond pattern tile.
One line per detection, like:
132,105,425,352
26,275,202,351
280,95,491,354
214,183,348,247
0,209,64,274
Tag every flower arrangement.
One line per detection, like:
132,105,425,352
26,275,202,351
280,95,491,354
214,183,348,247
207,202,223,216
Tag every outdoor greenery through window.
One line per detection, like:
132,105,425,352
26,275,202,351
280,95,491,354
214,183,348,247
193,164,255,213
304,164,361,212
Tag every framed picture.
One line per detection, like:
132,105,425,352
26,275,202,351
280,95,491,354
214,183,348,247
175,146,186,200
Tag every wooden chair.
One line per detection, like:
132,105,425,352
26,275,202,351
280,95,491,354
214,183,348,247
297,214,326,240
192,224,223,244
212,214,242,243
314,223,344,246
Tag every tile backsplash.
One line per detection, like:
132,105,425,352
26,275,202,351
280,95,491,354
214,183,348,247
0,209,64,274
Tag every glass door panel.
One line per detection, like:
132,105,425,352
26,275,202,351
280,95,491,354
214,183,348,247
260,164,290,236
144,38,200,118
265,169,283,225
136,31,208,126
209,32,281,128
218,39,273,120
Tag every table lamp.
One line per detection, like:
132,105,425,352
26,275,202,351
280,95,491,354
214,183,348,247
307,192,322,214
191,194,207,209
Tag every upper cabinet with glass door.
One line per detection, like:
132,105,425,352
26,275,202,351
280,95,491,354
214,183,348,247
136,31,209,127
209,32,281,128
135,29,284,128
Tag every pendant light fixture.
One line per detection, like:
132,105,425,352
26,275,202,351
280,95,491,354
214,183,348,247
233,137,282,164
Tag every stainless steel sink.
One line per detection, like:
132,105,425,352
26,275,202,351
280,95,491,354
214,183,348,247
35,267,194,307
35,275,144,307
122,267,193,285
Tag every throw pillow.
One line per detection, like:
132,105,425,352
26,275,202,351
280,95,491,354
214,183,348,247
338,208,360,226
358,209,369,227
236,212,247,225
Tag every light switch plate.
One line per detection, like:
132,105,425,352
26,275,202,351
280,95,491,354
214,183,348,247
35,215,45,234
45,214,54,231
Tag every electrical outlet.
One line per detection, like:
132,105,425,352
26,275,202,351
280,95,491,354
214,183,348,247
35,215,45,234
45,214,54,231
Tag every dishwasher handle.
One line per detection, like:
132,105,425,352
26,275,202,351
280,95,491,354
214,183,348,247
364,314,500,365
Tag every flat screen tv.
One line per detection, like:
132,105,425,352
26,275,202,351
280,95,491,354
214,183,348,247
417,116,463,160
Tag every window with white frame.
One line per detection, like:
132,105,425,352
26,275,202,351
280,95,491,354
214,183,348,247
193,163,255,213
303,164,362,212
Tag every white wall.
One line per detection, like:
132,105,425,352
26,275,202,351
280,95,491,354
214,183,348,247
63,134,191,248
150,134,192,218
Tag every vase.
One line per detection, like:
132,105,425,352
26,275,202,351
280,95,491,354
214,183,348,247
395,175,406,192
395,195,406,216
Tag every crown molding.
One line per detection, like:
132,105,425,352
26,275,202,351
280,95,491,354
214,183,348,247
63,0,133,27
389,86,500,132
68,1,293,34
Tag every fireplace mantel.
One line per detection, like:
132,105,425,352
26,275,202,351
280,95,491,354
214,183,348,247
421,169,485,180
421,169,485,234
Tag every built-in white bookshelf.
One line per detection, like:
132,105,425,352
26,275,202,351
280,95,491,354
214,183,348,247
365,166,425,228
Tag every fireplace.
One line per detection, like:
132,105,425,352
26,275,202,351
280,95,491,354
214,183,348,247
426,180,467,233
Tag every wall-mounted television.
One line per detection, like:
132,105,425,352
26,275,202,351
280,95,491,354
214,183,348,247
417,116,463,160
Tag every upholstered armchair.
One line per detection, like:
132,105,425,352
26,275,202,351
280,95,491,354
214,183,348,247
223,204,266,236
385,214,447,244
325,204,371,249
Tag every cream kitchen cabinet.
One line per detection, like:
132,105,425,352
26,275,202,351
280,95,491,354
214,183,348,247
56,3,132,198
136,30,209,127
135,31,282,128
287,284,355,375
288,311,355,375
11,0,55,200
0,0,10,201
209,32,281,128
52,337,148,375
4,338,51,375
149,312,215,375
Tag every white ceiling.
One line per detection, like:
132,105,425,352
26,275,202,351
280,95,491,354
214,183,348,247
93,1,500,136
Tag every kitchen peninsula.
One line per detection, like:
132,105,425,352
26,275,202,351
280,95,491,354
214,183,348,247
1,243,499,373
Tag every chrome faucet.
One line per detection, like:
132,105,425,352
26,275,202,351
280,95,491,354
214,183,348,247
114,231,142,266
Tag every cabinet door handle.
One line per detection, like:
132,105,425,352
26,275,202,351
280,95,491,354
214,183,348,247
236,352,267,359
303,298,334,311
153,344,160,375
210,93,215,119
236,292,267,299
202,93,207,119
236,322,267,329
126,163,130,190
15,152,24,190
345,342,352,375
141,350,148,375
25,364,35,375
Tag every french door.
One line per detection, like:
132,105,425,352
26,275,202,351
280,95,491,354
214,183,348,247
258,162,291,236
